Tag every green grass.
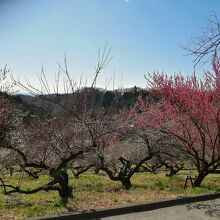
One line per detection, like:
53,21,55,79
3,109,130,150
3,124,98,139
0,171,220,219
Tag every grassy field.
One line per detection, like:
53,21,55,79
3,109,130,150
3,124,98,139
0,171,220,219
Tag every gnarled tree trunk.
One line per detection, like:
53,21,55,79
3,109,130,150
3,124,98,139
121,177,132,190
193,171,208,187
50,169,73,204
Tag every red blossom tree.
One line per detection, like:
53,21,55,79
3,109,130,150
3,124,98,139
136,56,220,186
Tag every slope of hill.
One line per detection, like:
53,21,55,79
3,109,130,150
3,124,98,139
16,87,149,115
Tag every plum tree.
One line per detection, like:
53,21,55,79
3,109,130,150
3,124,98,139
0,44,129,203
136,56,220,186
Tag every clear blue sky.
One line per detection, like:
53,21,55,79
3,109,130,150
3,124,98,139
0,0,220,90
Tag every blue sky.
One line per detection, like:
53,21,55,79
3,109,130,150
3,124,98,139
0,0,220,90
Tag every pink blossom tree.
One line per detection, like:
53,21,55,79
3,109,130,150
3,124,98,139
136,56,220,186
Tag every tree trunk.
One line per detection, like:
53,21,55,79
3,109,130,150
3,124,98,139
51,169,73,204
58,184,73,204
121,178,132,190
94,167,100,174
193,171,208,187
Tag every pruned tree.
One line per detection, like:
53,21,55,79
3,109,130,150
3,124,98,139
140,148,184,177
71,127,172,190
155,153,184,177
